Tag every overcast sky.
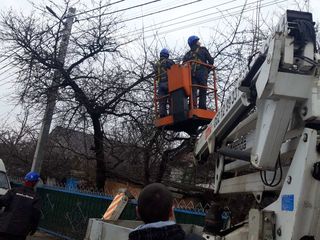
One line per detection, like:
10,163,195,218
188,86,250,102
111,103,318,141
0,0,319,126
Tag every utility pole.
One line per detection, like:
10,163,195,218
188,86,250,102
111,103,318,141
31,7,76,173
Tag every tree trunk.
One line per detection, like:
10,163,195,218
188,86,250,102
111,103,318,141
143,149,150,185
156,152,168,182
91,114,106,190
143,130,161,185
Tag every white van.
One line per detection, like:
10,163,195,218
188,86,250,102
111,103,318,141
0,159,10,195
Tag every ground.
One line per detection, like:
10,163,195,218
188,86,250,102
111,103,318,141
27,232,60,240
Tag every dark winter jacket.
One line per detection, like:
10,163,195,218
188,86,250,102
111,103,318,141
183,46,214,75
128,223,204,240
0,186,41,237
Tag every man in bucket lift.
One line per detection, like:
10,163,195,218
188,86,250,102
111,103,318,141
156,48,175,117
183,36,214,110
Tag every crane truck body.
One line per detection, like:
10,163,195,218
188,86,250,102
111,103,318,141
195,9,320,240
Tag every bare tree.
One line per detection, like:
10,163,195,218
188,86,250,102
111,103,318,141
0,1,155,189
0,0,290,192
0,109,37,176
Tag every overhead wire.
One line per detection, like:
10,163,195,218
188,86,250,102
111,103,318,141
124,0,237,30
0,49,24,77
146,0,286,38
69,0,126,18
71,0,272,37
0,63,18,77
0,47,23,65
120,0,269,38
123,0,187,19
125,0,287,40
0,70,22,85
71,0,233,35
0,55,14,66
76,0,161,22
118,0,204,23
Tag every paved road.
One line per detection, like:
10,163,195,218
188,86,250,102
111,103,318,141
27,232,61,240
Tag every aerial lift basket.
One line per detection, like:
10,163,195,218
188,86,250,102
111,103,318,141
154,61,218,134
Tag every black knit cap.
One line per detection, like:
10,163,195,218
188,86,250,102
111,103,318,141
137,183,173,223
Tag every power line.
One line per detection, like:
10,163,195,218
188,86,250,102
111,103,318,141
0,47,22,65
119,0,203,23
129,0,188,19
151,0,277,35
121,0,259,37
70,0,126,18
141,0,286,40
71,0,240,35
0,70,22,84
68,0,284,46
118,0,283,40
0,62,19,77
71,0,283,42
127,0,237,29
76,0,161,22
0,55,14,65
0,78,15,87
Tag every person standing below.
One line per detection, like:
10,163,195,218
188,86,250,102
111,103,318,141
183,36,214,109
129,183,204,240
0,171,41,240
156,48,175,117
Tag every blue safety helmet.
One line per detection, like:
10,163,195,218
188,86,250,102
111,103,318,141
24,171,40,182
188,35,200,47
160,48,169,58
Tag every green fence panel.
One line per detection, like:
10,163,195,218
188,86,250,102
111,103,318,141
38,186,114,240
9,182,205,240
38,186,139,239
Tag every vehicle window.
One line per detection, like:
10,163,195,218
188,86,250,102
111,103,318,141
0,172,9,189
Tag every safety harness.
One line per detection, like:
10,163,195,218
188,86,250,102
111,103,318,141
188,47,201,75
157,58,168,82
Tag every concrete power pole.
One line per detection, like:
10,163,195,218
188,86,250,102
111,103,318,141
31,7,76,173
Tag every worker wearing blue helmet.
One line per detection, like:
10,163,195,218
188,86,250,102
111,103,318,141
0,171,41,240
183,35,214,109
156,48,175,117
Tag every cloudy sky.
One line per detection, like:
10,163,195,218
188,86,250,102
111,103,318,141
0,0,319,125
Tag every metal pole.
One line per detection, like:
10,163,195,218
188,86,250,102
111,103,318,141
31,7,76,173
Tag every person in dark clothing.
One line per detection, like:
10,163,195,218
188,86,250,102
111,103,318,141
128,183,204,240
183,35,214,109
0,171,41,240
156,48,175,117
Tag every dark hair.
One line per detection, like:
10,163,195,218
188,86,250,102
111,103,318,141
137,183,173,223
